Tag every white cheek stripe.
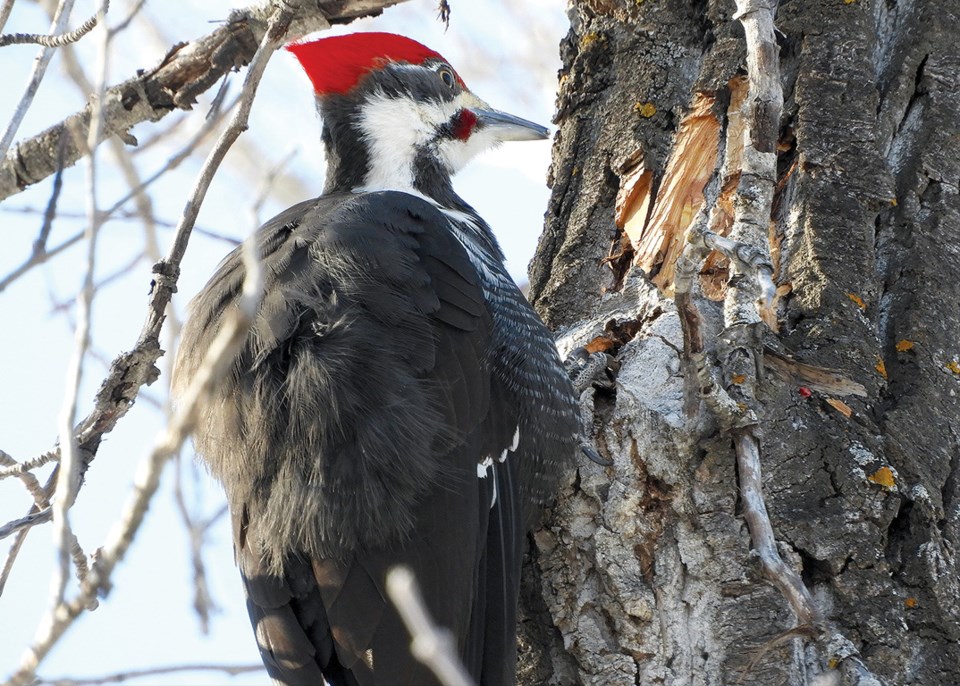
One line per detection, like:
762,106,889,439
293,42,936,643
352,89,488,195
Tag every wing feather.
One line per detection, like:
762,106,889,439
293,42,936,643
176,191,509,685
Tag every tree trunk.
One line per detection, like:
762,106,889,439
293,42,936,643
519,0,960,684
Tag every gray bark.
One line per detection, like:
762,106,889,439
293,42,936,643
521,0,960,684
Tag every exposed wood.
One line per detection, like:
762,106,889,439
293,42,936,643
527,0,960,679
700,75,749,300
620,92,720,294
763,348,868,397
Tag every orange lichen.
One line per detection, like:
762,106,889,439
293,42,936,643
847,292,866,310
867,466,896,489
634,101,657,118
584,336,615,354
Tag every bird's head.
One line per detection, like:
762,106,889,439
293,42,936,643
287,32,548,198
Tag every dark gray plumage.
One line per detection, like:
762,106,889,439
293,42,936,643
173,32,578,686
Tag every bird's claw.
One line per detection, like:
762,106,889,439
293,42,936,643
565,346,619,469
580,444,614,467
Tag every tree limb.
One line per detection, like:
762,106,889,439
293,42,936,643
3,0,284,675
33,664,265,686
0,1,103,48
0,0,407,202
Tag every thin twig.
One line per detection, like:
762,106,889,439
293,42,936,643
172,454,221,633
0,232,83,293
0,0,107,48
33,663,265,686
49,0,110,611
108,0,146,36
0,529,29,595
733,431,817,624
36,132,70,254
250,148,298,225
0,0,79,157
0,509,52,540
0,0,15,33
0,451,49,503
45,9,163,288
2,206,241,243
701,231,775,308
4,4,290,681
102,93,240,219
386,566,475,686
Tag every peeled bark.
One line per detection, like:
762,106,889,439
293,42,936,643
521,0,960,684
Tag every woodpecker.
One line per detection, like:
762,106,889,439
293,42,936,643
173,32,578,686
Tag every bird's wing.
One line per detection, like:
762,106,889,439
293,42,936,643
175,191,519,685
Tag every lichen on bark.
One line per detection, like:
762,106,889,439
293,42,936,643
523,0,960,683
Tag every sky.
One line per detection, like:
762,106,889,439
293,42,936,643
0,1,567,684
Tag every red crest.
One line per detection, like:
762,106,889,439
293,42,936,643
287,32,462,96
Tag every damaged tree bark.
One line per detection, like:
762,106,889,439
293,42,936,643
522,0,960,684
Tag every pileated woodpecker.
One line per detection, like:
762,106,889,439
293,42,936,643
174,32,578,686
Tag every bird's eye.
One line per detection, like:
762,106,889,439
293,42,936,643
438,67,456,89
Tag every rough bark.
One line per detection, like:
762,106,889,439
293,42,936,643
521,0,960,684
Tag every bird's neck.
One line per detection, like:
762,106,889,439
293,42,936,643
320,118,462,208
319,108,505,265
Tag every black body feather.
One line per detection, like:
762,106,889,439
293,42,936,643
175,53,578,686
177,192,576,686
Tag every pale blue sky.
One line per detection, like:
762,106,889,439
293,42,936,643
0,1,566,683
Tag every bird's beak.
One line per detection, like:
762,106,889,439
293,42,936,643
470,108,550,142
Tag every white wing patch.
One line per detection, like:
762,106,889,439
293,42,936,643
478,426,520,508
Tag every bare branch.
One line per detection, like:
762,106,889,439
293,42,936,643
700,230,775,310
0,470,56,595
386,566,475,686
0,0,14,33
0,0,79,157
33,663,265,686
172,454,222,633
733,431,817,624
48,0,111,611
4,3,286,679
0,0,106,48
102,92,239,219
0,0,408,202
0,509,52,540
107,0,146,37
0,451,49,510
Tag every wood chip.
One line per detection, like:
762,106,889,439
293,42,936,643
764,348,868,397
826,398,853,417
